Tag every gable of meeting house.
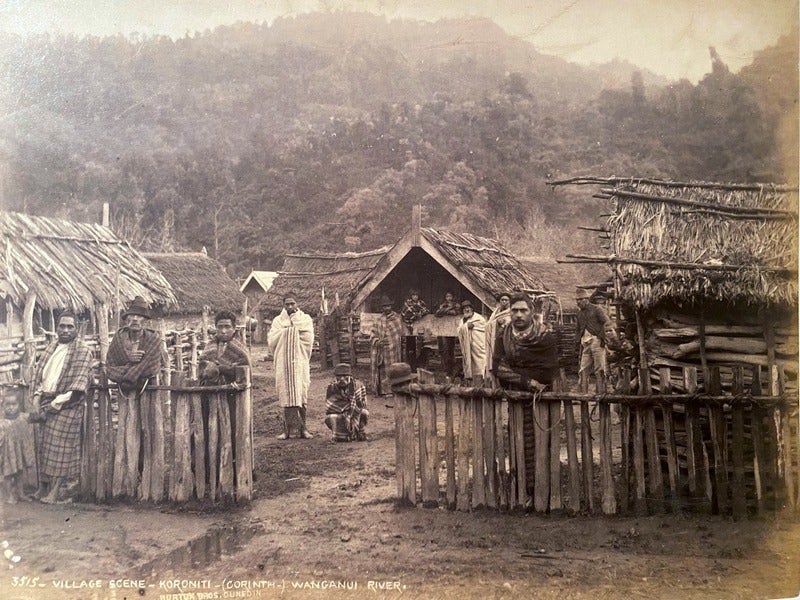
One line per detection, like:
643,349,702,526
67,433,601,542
551,176,799,392
240,270,278,308
144,251,246,332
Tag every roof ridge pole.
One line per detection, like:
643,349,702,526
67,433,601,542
412,205,421,246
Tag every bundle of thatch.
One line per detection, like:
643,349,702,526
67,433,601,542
605,181,797,310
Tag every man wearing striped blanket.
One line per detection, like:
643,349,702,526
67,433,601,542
324,363,369,442
268,293,315,440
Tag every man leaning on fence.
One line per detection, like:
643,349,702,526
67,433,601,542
490,292,559,505
324,363,369,442
32,311,93,504
107,296,165,399
199,311,250,385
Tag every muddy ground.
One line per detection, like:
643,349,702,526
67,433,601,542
1,345,798,600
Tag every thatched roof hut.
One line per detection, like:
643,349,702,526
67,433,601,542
555,177,798,311
256,247,389,318
552,177,798,380
1,210,175,313
144,252,245,316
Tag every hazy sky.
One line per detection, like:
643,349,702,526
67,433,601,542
0,0,796,81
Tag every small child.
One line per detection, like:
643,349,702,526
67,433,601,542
0,389,36,503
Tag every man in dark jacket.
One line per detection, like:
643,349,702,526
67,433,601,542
107,296,165,397
491,292,558,500
575,287,611,385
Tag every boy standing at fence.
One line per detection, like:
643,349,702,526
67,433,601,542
31,311,93,504
199,311,251,385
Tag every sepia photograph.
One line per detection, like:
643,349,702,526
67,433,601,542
0,1,798,598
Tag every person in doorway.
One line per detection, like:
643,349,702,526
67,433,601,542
491,293,559,503
456,300,487,385
400,289,428,370
575,287,611,387
324,363,369,442
369,295,404,395
268,294,314,440
485,292,512,384
107,296,165,398
434,291,459,378
32,311,94,504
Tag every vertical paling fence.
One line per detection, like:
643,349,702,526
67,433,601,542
393,365,798,516
80,367,253,503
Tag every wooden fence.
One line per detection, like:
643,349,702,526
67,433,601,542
79,367,253,504
393,365,798,516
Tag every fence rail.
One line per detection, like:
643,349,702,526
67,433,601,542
392,365,798,516
79,367,253,504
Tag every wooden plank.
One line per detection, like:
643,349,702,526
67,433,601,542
580,401,594,512
151,385,166,502
751,367,765,512
173,391,194,501
456,397,471,511
644,405,664,512
599,401,616,514
533,395,550,513
192,391,206,499
706,367,728,515
95,386,111,501
659,368,680,512
563,399,581,514
730,366,747,519
632,407,647,513
781,406,796,511
619,368,631,514
208,392,220,501
126,395,141,497
507,399,518,509
495,400,508,511
235,367,253,502
514,401,527,508
417,370,439,508
444,394,456,509
217,392,235,500
683,367,706,502
112,395,127,497
472,392,486,510
549,393,562,511
139,391,153,501
484,397,498,509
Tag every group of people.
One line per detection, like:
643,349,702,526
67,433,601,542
267,292,369,443
0,285,613,503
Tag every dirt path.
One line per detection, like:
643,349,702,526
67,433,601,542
1,348,798,599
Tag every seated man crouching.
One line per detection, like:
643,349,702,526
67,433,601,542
324,363,369,442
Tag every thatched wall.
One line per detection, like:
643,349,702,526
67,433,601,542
1,211,175,311
144,252,244,315
605,181,798,310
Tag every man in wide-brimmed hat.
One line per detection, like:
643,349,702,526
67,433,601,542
369,295,403,395
324,363,369,442
575,287,611,386
107,296,165,398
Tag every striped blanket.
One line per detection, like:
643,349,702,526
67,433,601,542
267,309,314,408
369,311,403,394
325,379,368,441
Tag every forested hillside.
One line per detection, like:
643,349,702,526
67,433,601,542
0,13,795,274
